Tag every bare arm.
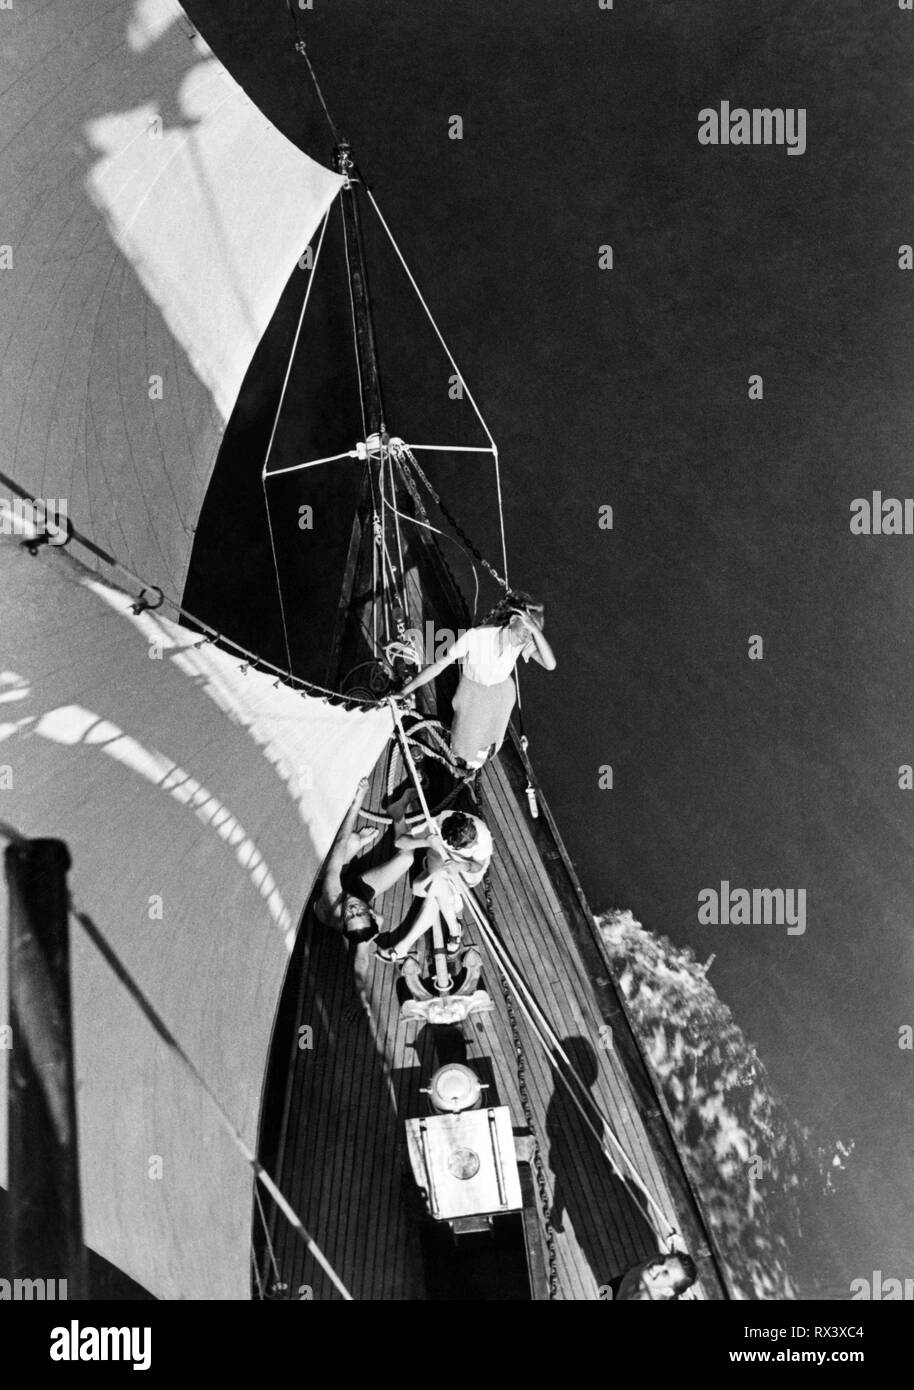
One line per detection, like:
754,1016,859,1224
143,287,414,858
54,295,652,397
399,638,465,696
394,830,445,856
342,941,374,1026
326,777,370,879
518,614,556,671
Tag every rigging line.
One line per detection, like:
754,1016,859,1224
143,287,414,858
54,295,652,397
365,465,385,653
459,887,678,1241
285,0,344,146
386,443,408,610
260,207,333,677
397,444,507,592
405,444,496,455
364,192,496,452
371,510,379,656
377,454,408,641
261,200,332,476
364,189,511,585
373,466,389,647
384,501,481,621
70,899,354,1300
251,1247,265,1301
387,699,438,835
3,502,379,704
379,445,389,635
385,703,675,1242
263,485,293,676
254,1181,282,1289
3,337,381,713
380,534,404,644
464,878,669,1228
264,449,359,480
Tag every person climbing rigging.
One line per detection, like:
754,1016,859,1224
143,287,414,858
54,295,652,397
397,591,556,771
375,808,494,963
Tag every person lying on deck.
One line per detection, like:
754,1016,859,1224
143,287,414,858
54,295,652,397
397,591,556,772
614,1252,698,1301
314,779,418,1001
375,809,494,963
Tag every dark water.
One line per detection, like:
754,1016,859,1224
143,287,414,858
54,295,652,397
184,0,914,1298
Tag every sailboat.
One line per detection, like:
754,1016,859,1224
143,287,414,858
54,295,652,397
0,0,729,1301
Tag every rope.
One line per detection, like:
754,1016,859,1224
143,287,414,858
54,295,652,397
253,1181,282,1296
251,1247,265,1301
70,900,355,1300
380,493,481,621
373,732,560,1289
396,443,507,593
459,884,679,1244
383,446,473,626
386,443,408,612
3,483,384,707
286,0,344,146
365,193,509,587
349,714,461,825
261,206,333,675
263,492,292,676
384,721,680,1273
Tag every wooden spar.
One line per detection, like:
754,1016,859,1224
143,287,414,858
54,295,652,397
324,142,385,689
4,838,87,1296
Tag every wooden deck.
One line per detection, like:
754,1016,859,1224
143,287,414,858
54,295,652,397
257,729,724,1300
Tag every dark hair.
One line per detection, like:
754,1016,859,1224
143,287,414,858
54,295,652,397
482,589,544,630
441,811,478,851
669,1253,698,1294
342,895,379,944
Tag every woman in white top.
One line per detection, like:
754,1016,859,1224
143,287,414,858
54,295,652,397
399,591,556,769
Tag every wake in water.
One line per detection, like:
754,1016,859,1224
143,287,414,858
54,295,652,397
598,910,852,1300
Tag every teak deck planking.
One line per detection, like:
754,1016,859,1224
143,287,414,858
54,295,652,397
260,736,714,1300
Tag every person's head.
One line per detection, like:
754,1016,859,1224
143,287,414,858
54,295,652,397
643,1252,698,1300
341,894,382,944
483,589,545,634
440,811,479,851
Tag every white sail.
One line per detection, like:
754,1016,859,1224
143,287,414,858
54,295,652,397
0,0,343,597
0,535,393,1298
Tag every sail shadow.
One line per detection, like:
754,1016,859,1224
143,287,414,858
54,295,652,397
545,1035,658,1290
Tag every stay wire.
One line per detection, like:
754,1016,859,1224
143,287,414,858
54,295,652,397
286,0,344,147
261,206,333,677
365,191,509,587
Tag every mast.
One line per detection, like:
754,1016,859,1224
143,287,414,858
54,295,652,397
324,140,472,694
4,838,87,1296
334,142,385,438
